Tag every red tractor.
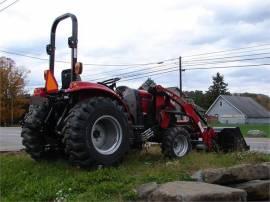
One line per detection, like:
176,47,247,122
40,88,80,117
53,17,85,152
21,13,249,167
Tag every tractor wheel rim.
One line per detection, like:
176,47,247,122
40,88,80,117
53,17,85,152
173,135,189,157
91,115,122,155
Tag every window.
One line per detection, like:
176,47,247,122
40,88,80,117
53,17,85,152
220,101,222,107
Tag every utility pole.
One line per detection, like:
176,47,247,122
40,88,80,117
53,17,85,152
179,56,182,95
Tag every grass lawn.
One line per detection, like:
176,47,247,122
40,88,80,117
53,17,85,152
211,124,270,138
1,148,269,202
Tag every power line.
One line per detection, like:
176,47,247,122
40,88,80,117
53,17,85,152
86,62,177,81
183,56,270,67
0,48,178,67
86,56,270,81
27,63,270,87
87,50,270,78
85,52,270,80
182,47,270,62
0,0,19,13
120,63,270,82
85,57,177,67
183,43,270,58
183,63,270,71
183,52,270,63
0,49,49,61
0,0,9,5
84,61,177,77
1,42,270,67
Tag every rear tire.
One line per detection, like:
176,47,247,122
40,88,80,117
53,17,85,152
62,97,130,167
21,103,58,160
161,127,192,158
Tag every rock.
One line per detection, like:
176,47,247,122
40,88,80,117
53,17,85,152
148,181,246,202
230,180,270,201
192,162,270,185
247,130,267,138
136,182,158,199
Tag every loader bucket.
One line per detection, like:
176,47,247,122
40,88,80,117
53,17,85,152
213,127,250,152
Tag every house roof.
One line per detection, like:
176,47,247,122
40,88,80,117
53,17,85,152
215,95,270,118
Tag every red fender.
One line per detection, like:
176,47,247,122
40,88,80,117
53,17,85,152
65,81,130,113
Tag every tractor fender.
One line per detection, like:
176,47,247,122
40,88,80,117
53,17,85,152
65,81,130,114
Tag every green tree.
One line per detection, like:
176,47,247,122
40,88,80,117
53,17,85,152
139,78,156,91
206,72,230,108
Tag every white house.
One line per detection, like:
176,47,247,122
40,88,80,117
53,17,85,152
206,95,270,124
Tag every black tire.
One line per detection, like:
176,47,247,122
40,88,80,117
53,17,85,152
161,127,192,158
21,103,56,160
62,97,130,167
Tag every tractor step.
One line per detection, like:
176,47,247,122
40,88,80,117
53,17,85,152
195,143,207,151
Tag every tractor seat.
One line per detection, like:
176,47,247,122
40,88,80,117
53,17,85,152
61,69,81,89
116,86,128,96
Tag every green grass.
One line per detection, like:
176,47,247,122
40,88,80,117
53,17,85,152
211,123,270,138
1,149,269,202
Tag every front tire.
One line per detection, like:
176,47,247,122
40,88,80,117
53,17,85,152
62,97,130,167
161,127,192,158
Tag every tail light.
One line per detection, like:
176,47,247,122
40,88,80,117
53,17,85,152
33,88,46,97
75,62,83,75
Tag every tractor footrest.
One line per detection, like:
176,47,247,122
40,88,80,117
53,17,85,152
163,110,185,115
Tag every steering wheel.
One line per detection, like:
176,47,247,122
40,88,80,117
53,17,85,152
100,77,121,85
98,77,121,90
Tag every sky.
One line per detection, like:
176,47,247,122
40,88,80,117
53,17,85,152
0,0,270,95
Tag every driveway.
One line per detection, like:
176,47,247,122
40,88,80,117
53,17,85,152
0,127,23,151
0,127,269,153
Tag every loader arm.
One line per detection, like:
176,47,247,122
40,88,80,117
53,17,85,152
154,85,249,151
155,85,206,133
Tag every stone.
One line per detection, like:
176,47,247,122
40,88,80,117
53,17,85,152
247,130,267,138
136,182,158,199
148,181,246,202
192,162,270,185
230,180,270,201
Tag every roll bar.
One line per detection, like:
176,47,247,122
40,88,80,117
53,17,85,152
46,13,78,82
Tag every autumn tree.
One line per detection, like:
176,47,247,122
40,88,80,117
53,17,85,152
206,72,230,107
0,57,29,126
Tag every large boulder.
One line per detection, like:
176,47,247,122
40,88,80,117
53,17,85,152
136,182,158,199
148,181,246,202
247,130,267,138
192,162,270,185
230,180,270,201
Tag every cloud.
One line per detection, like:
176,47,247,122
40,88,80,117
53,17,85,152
228,67,270,83
0,0,269,95
213,2,270,24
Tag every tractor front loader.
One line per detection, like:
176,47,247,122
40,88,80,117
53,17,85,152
21,13,249,168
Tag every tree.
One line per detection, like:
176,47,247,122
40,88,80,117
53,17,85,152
184,90,209,110
206,72,230,107
139,78,156,91
233,92,270,111
0,57,29,126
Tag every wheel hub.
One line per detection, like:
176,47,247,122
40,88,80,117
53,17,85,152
173,135,189,157
93,130,101,139
91,115,123,155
